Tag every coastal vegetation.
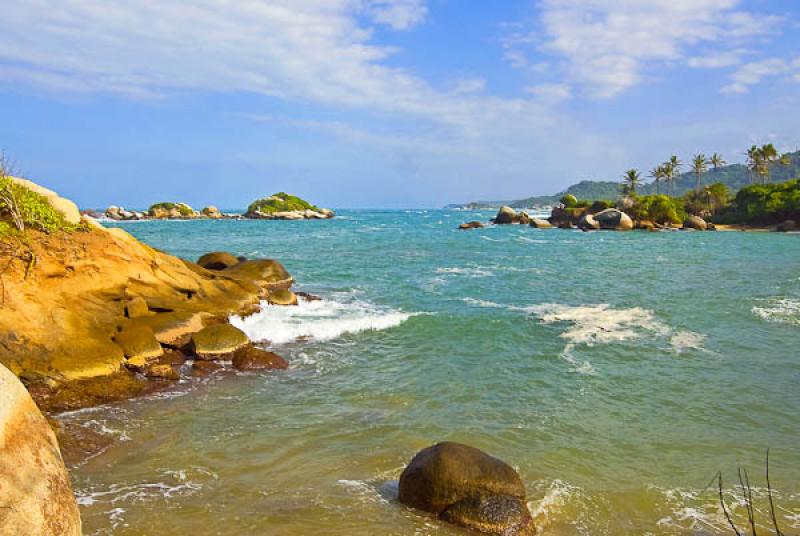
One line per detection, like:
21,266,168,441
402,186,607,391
247,192,320,215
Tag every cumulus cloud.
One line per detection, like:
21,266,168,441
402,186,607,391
505,0,782,98
721,56,800,93
365,0,427,29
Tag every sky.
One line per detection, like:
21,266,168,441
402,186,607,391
1,0,799,209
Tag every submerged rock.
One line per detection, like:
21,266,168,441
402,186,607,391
0,364,82,536
459,221,485,230
529,218,552,229
191,323,249,360
398,442,534,536
494,206,516,225
683,215,707,231
232,346,289,371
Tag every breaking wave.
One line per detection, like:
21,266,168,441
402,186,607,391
752,297,800,325
230,294,416,345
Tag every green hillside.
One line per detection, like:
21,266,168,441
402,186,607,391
447,150,800,209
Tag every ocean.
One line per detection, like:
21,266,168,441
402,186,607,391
67,210,800,535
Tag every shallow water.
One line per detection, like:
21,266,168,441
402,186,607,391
70,211,800,535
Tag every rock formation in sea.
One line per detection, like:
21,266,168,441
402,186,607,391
245,192,334,220
0,363,82,536
398,442,535,536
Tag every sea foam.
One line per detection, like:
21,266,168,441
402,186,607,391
230,295,415,345
752,297,800,325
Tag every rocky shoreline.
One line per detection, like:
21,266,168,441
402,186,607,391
460,203,797,233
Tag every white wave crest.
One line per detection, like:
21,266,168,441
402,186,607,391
670,330,707,353
230,296,415,345
436,266,493,278
752,297,800,325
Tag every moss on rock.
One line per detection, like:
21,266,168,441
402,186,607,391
191,323,249,359
246,192,319,215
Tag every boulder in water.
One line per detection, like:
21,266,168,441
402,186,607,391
398,442,534,536
518,211,531,225
593,208,633,231
0,364,82,536
683,215,707,231
494,206,517,224
459,221,485,230
578,213,600,231
529,218,552,229
232,346,289,371
202,206,222,219
775,220,796,232
191,323,249,360
268,288,298,306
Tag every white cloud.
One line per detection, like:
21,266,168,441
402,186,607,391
526,83,572,102
721,56,800,93
365,0,427,30
687,49,747,69
505,0,782,98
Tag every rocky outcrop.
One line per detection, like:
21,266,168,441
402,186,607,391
549,206,586,228
268,289,298,306
245,193,334,220
493,206,516,224
683,215,708,231
104,205,146,221
577,213,600,231
398,442,534,536
776,219,798,232
0,180,294,394
459,221,485,230
0,363,82,536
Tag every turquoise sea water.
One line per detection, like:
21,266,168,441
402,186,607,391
69,211,799,535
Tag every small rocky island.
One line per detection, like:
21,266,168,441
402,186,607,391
99,192,334,221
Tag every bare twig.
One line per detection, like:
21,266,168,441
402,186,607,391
738,467,757,535
766,449,785,536
719,471,743,536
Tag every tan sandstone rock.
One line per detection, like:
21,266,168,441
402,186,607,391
0,363,82,536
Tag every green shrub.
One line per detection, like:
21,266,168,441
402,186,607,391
246,192,319,214
0,177,75,234
588,199,614,213
717,179,800,224
628,194,685,224
560,194,578,208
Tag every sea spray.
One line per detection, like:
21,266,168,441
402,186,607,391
230,294,416,345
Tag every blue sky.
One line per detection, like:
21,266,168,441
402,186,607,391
1,0,799,209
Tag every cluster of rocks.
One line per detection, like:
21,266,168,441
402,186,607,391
245,207,334,220
399,442,535,535
460,205,719,232
99,203,236,221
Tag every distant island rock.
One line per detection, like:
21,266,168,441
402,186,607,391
245,192,334,220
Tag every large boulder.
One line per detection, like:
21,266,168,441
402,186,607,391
197,252,240,271
0,364,82,535
529,218,552,229
8,177,81,226
114,325,163,362
232,346,289,371
517,211,531,225
223,259,293,290
494,206,516,225
268,288,298,306
398,442,534,536
577,213,600,231
593,208,633,231
776,220,797,232
201,206,222,219
683,215,707,231
191,323,249,360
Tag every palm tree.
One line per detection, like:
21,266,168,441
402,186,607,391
664,155,681,196
692,154,709,193
710,153,726,170
622,169,641,195
747,144,788,184
649,165,664,195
